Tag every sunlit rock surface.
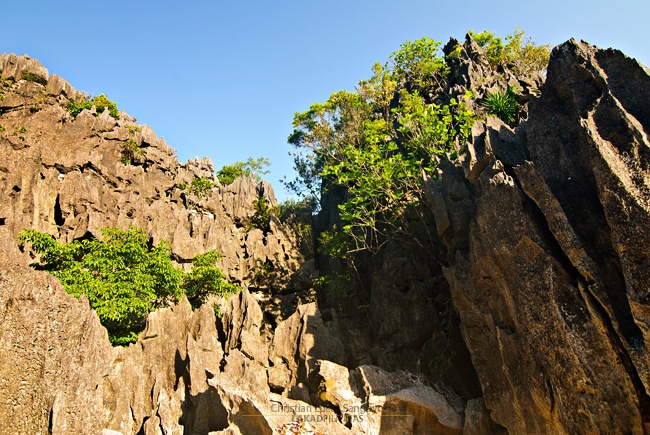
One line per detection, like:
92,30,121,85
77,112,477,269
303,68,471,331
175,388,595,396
1,36,650,434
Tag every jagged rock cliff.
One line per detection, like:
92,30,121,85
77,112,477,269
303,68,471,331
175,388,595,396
429,39,650,433
0,53,468,434
1,35,650,435
0,265,467,434
0,53,301,288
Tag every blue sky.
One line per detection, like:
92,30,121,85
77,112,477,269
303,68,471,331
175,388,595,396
4,1,649,200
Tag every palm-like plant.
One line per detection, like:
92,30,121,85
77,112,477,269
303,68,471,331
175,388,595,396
481,89,519,127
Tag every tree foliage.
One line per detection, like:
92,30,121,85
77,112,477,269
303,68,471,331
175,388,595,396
468,27,550,74
285,29,549,257
217,157,271,185
389,37,449,91
247,196,273,232
66,94,120,120
182,250,237,308
286,36,475,255
18,227,238,345
121,125,143,165
189,176,216,197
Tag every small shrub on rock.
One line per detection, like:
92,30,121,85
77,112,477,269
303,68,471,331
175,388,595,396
469,28,551,74
66,94,120,120
190,177,216,197
21,71,47,85
481,88,520,127
216,157,270,185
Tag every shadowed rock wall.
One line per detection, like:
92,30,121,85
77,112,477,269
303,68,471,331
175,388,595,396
432,40,650,433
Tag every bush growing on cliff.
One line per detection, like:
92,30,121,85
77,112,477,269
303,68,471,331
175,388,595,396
189,176,216,197
18,227,238,345
21,71,47,86
390,37,449,91
287,44,475,254
468,28,550,74
286,29,547,258
66,94,120,120
481,88,520,127
217,157,271,185
182,250,239,308
247,196,273,232
121,125,144,165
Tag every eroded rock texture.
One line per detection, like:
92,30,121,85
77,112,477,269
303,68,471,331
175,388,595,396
0,54,301,289
2,36,650,434
0,267,464,434
0,54,464,434
432,40,650,433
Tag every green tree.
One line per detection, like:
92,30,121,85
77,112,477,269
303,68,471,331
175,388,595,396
468,28,550,74
389,37,449,91
320,94,474,253
189,176,216,197
286,28,549,257
18,227,238,345
217,157,271,185
287,37,475,255
285,90,371,198
182,250,239,308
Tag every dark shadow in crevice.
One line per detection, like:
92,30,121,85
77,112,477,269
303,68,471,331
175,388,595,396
505,163,650,423
53,194,64,226
135,416,148,435
180,388,230,435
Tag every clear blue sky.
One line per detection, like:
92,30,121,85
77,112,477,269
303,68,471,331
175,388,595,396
4,1,649,200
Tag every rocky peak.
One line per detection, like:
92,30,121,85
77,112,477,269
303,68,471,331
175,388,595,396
443,34,545,109
0,53,49,83
0,53,300,292
432,38,650,433
1,36,650,434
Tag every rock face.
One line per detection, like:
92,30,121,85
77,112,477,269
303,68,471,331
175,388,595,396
0,266,464,434
0,56,300,288
0,54,465,434
431,40,650,433
2,36,650,435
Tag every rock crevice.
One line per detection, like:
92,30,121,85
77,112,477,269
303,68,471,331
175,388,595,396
432,39,650,433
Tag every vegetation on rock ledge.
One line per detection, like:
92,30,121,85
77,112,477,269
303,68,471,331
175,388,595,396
481,88,520,127
469,27,550,74
18,227,239,345
286,39,475,255
66,94,120,120
217,157,271,185
286,28,549,258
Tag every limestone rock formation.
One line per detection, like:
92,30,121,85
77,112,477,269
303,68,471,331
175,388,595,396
0,266,464,434
2,34,650,435
0,53,302,291
431,39,650,433
0,53,464,434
